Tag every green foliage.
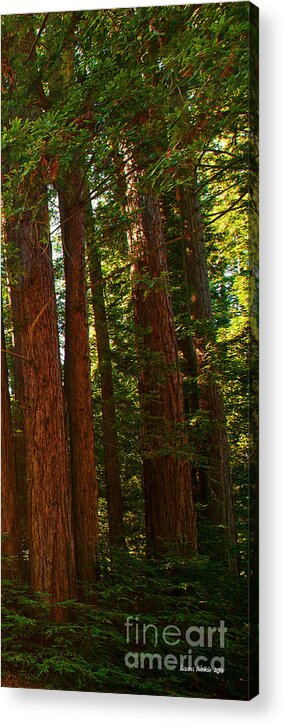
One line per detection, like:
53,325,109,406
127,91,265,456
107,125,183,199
2,547,248,698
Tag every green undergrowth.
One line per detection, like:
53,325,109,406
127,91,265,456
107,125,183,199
2,550,249,699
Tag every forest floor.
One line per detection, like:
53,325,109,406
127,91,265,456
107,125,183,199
1,547,250,700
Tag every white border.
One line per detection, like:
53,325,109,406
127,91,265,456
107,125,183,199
1,1,284,724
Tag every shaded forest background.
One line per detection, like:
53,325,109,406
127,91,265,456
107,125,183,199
1,3,258,699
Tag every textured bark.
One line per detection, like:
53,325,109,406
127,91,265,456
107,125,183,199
9,179,76,617
179,229,209,507
125,161,197,555
5,235,28,551
178,184,238,568
2,24,76,615
1,320,23,581
178,335,199,418
177,335,207,505
59,179,98,599
86,205,124,548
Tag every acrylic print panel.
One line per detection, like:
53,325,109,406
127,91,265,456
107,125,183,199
1,1,259,700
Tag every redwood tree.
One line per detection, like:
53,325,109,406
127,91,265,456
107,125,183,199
2,18,77,616
8,180,76,616
86,202,124,548
1,318,23,581
4,228,28,549
59,178,98,598
126,159,197,555
178,183,238,568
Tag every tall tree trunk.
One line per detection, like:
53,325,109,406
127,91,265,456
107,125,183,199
125,160,197,555
2,23,76,615
86,203,124,548
9,177,76,618
59,178,98,599
1,318,23,581
177,217,208,505
178,184,238,569
178,335,199,419
4,231,28,554
177,335,208,506
159,194,205,502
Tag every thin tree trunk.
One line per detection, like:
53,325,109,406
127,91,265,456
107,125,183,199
178,184,238,570
86,203,124,548
1,318,23,581
9,180,76,618
59,178,98,599
125,159,197,555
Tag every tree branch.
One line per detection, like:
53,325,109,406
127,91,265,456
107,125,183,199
27,14,50,62
1,348,30,363
204,191,247,225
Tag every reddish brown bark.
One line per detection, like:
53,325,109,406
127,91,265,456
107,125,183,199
59,180,98,598
2,23,77,615
177,334,208,506
8,178,76,617
4,235,28,552
178,335,199,418
178,184,238,568
125,162,197,555
51,37,98,597
86,206,124,548
1,319,23,581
